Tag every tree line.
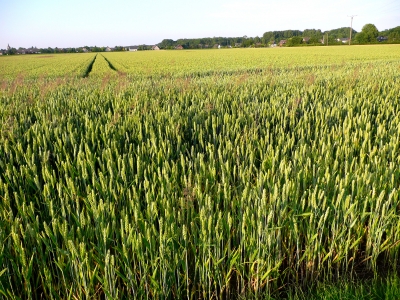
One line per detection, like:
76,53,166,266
1,45,126,55
2,24,400,55
157,25,400,49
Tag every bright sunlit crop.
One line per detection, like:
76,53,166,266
1,45,400,299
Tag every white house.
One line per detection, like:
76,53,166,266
129,46,138,51
336,38,349,43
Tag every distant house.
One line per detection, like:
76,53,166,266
105,47,112,52
302,37,310,43
279,40,287,46
17,49,26,54
82,47,89,53
128,46,138,51
234,43,242,47
175,45,184,50
27,47,39,54
0,52,3,56
213,44,220,49
151,45,160,50
336,38,349,43
377,36,388,42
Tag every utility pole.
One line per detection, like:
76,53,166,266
348,15,357,45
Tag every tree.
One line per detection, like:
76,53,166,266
323,27,357,39
388,31,400,42
355,32,368,44
286,36,303,47
309,36,320,44
8,47,17,55
380,26,400,42
360,23,379,43
159,39,176,49
243,37,254,47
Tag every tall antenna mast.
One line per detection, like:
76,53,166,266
348,15,357,45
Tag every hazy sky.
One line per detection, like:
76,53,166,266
1,0,399,48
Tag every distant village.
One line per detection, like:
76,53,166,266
0,36,393,56
0,44,163,55
1,24,398,55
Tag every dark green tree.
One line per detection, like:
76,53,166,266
360,23,379,43
355,32,368,44
159,39,176,49
286,36,303,47
388,31,400,41
309,36,320,44
323,27,356,39
380,26,400,42
8,47,17,55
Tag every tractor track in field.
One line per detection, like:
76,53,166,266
83,54,97,78
101,55,118,72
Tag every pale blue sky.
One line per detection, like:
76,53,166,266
1,0,399,48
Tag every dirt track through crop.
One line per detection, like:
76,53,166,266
83,54,97,77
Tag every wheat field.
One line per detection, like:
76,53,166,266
1,45,400,299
